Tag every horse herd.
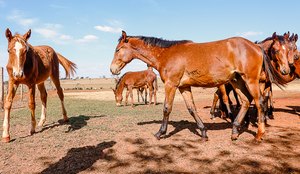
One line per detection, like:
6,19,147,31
2,28,298,144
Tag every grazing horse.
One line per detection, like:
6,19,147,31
112,67,157,107
110,31,291,141
2,29,77,143
210,32,298,120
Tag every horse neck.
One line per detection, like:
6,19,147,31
294,59,300,78
131,40,164,70
115,78,125,95
259,40,273,54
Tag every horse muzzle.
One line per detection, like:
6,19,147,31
110,64,121,75
13,70,24,78
280,66,290,75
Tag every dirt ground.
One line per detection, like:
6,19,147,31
0,80,299,174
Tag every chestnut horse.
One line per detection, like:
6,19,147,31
110,31,291,141
210,32,298,120
2,29,76,143
112,67,157,107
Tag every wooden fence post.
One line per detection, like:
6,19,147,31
20,84,23,101
0,67,4,110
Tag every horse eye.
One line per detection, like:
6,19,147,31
7,49,10,53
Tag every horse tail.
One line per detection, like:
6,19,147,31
57,53,77,78
262,49,288,89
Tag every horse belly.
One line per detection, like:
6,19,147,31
179,70,232,88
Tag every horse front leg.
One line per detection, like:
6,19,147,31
128,87,134,107
267,85,274,119
154,83,177,140
37,83,47,127
148,85,154,105
28,85,36,135
210,89,219,120
247,81,266,141
2,82,18,143
124,89,129,106
179,86,208,141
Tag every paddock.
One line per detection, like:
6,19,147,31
0,78,299,173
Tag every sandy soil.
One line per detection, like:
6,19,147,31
0,80,299,174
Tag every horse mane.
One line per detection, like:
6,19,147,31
119,35,191,48
256,35,286,44
262,49,289,89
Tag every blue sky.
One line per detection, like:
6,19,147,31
0,0,299,79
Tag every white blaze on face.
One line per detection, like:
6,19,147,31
282,45,286,50
14,41,23,70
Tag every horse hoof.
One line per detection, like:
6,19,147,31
30,130,35,135
2,136,10,143
231,134,239,141
201,137,208,142
154,133,161,140
38,121,45,127
63,118,69,123
254,137,262,143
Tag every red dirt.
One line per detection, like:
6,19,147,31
0,82,299,174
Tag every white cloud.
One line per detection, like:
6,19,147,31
7,10,37,27
94,25,122,33
76,35,98,43
35,28,58,38
237,31,263,37
60,34,73,40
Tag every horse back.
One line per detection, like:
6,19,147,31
32,45,59,83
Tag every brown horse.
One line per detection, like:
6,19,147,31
2,29,76,143
112,67,157,107
210,32,298,120
110,31,292,141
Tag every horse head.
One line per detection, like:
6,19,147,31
288,33,298,61
110,31,139,75
5,28,31,79
269,32,292,75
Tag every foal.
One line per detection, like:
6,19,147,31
113,67,157,107
2,29,76,142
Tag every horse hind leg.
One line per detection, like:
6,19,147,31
37,83,47,127
229,78,252,141
50,75,68,122
179,86,208,141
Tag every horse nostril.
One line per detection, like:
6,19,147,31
20,71,24,77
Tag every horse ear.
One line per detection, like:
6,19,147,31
122,31,127,39
111,87,116,93
284,31,290,40
272,32,278,40
295,34,298,42
23,29,31,41
122,30,128,43
290,33,294,41
5,28,12,41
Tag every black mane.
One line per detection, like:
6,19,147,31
119,35,191,48
256,35,287,44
